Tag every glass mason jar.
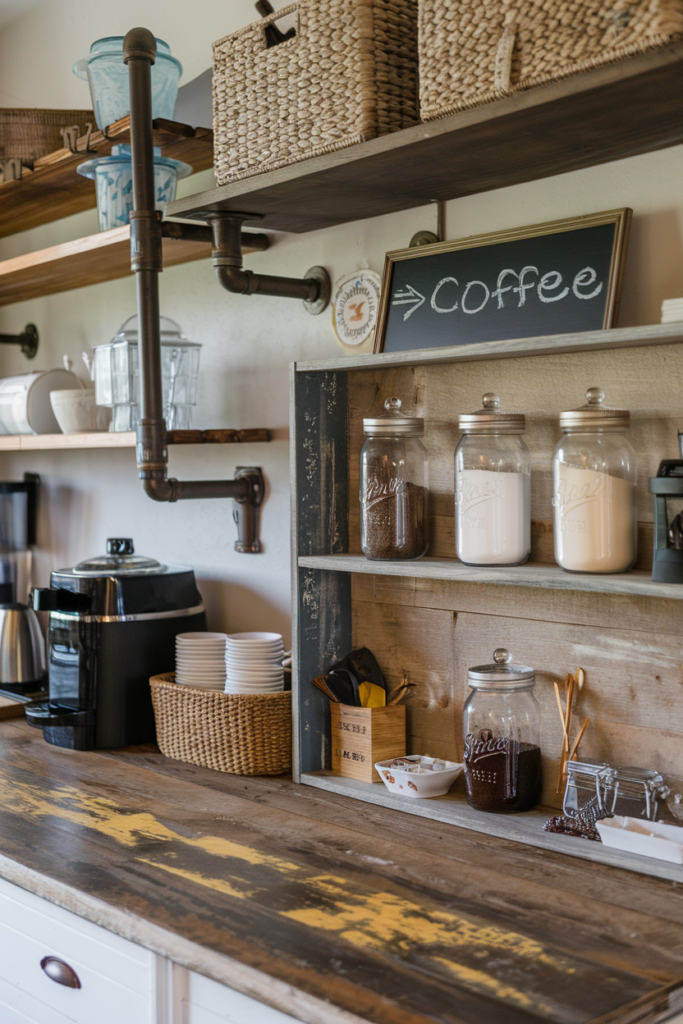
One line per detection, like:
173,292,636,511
360,398,428,560
463,648,542,813
455,393,530,566
553,387,637,573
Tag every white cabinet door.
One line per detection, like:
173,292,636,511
0,875,155,1024
180,970,306,1024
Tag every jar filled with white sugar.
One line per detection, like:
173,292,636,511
455,393,530,566
553,388,637,574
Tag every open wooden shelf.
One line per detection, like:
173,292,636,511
0,222,263,307
297,322,683,371
299,553,680,601
0,116,214,240
169,44,683,233
0,428,272,452
302,772,683,883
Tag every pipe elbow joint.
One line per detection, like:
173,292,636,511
141,476,179,502
215,265,253,295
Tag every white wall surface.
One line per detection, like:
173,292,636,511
0,1,681,642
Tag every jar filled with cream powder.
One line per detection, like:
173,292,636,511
455,393,530,566
553,388,637,573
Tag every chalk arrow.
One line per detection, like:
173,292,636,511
391,284,425,321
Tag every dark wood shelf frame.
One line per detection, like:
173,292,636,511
169,43,683,234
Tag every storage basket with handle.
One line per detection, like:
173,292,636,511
150,673,291,775
212,0,419,185
418,0,683,121
0,108,94,166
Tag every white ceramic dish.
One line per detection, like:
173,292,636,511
375,756,464,799
177,632,227,642
49,389,111,433
596,816,683,863
0,369,82,434
228,632,283,643
225,683,284,694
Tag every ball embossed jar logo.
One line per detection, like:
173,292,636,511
333,270,381,348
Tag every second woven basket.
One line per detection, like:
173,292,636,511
150,673,292,776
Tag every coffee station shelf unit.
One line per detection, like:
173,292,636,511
0,429,272,452
290,317,683,884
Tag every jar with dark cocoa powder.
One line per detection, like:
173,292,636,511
463,648,542,813
360,398,428,560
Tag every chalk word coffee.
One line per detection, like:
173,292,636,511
375,209,631,354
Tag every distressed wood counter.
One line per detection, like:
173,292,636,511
1,720,683,1024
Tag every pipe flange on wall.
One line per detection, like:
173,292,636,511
303,267,331,315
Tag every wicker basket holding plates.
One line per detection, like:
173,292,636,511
419,0,683,121
150,673,292,775
212,0,419,184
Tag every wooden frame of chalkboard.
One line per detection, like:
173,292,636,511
373,208,632,355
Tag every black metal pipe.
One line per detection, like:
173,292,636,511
161,220,270,252
0,324,38,359
143,477,249,503
209,212,324,304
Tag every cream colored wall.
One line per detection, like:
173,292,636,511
0,0,681,642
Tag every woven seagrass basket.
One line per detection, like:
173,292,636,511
212,0,419,184
150,673,292,776
0,108,94,164
419,0,683,121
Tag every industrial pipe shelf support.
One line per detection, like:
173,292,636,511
0,324,38,359
123,26,269,552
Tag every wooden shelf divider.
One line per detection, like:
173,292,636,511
169,44,683,233
298,553,680,601
0,428,271,452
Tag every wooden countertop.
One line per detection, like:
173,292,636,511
1,720,683,1024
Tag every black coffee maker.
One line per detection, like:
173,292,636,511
26,539,206,750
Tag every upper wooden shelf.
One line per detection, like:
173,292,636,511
0,116,214,241
168,44,683,233
0,222,267,307
299,553,683,601
0,429,272,452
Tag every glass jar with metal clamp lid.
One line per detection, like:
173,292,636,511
563,760,668,821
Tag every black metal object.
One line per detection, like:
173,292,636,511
649,459,683,583
256,0,297,47
0,324,38,359
161,219,269,252
208,211,330,313
123,27,267,551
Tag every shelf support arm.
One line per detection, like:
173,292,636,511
123,26,264,552
208,212,330,314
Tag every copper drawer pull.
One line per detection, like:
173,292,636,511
40,956,81,989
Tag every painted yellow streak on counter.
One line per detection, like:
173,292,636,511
431,958,539,1011
137,859,253,900
0,772,300,872
282,878,569,971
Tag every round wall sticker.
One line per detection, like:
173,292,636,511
332,270,382,348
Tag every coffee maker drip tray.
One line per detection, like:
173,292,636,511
25,703,94,750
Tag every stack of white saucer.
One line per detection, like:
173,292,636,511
225,632,286,694
176,632,227,690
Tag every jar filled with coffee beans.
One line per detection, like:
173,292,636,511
463,648,542,813
360,398,428,560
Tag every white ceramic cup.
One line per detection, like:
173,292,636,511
49,389,112,433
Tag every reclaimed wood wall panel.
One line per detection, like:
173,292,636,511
352,574,683,808
348,342,683,568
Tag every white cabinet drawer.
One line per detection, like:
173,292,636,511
183,972,305,1024
0,876,153,1024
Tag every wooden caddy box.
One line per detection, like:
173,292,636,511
331,703,406,783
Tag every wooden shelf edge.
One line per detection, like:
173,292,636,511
0,429,272,452
295,323,683,373
300,772,683,883
297,554,681,601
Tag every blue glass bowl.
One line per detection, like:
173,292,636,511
77,146,192,232
73,36,182,131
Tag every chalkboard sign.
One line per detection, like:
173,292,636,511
374,210,631,354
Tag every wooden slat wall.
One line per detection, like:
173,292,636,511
347,343,683,809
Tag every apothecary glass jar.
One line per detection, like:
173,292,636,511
360,398,428,560
553,388,637,573
455,393,530,565
463,649,542,814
